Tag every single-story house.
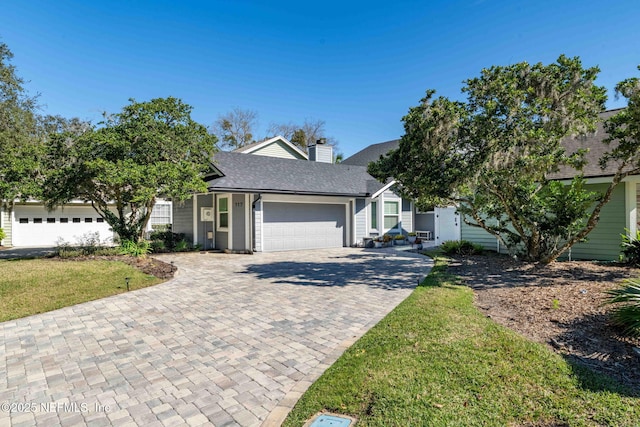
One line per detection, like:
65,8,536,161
172,136,460,252
0,199,173,247
462,109,639,261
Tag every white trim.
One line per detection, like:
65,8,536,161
216,194,230,232
345,203,351,247
557,174,640,185
351,199,356,246
371,180,396,200
259,198,264,252
245,193,251,250
236,135,309,160
369,199,379,234
383,200,401,233
626,181,638,236
260,194,352,204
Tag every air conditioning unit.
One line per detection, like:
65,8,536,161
201,207,214,222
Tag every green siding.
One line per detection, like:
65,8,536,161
567,183,626,261
252,141,305,159
461,183,628,261
461,217,501,252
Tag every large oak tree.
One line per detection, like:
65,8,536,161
45,97,217,242
0,42,43,206
369,56,640,263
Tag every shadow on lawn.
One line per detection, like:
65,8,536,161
241,251,431,290
553,312,640,397
448,253,633,290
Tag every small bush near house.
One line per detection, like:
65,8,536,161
440,239,484,255
149,230,187,253
621,230,640,266
606,278,640,336
0,227,5,243
174,239,192,252
54,233,119,257
119,239,151,257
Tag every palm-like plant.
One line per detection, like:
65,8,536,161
606,278,640,336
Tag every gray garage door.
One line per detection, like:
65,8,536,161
262,202,345,251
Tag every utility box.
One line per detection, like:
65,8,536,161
201,207,214,222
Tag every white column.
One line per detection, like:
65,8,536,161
625,180,638,237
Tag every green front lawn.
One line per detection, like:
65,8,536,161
283,257,640,426
0,259,163,322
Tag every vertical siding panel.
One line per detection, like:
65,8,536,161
401,199,412,234
355,198,366,243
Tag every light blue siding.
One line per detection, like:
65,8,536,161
172,197,194,243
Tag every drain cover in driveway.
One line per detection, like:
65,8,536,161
305,413,356,427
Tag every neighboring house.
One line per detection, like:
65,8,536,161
0,199,173,247
173,136,458,252
462,109,640,261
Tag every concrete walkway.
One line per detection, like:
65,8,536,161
0,248,431,426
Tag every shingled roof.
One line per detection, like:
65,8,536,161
344,110,632,180
550,109,628,180
341,139,400,167
207,151,385,197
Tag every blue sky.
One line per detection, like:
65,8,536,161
1,1,639,157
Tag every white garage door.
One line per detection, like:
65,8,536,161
262,202,345,251
13,206,114,247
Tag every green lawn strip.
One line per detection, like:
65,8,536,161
283,257,640,427
0,259,163,322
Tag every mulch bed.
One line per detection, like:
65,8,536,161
446,253,640,391
53,255,177,279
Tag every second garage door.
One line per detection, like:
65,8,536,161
262,202,345,251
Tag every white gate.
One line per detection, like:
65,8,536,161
435,206,460,245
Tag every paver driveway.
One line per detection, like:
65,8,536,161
0,248,431,426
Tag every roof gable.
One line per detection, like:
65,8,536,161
233,136,308,160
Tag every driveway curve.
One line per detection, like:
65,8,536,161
0,248,431,426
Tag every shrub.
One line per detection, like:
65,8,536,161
149,230,186,252
621,230,640,266
150,239,167,253
394,234,406,240
440,240,484,255
606,278,640,336
0,228,5,243
119,240,151,257
174,239,191,252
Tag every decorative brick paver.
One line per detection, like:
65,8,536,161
0,248,431,426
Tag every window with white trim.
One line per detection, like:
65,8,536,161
384,201,400,231
150,203,171,226
370,201,378,230
217,196,229,231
